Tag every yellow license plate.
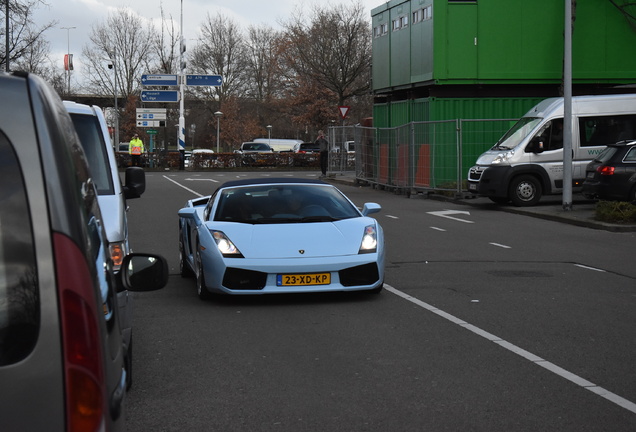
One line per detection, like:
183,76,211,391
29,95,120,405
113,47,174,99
277,273,331,286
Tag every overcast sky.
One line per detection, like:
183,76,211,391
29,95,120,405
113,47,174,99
33,0,384,72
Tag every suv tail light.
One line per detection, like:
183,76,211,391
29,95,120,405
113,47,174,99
597,166,615,176
54,233,105,432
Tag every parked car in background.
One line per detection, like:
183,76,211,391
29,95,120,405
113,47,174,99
253,138,301,152
0,71,168,431
64,100,146,390
582,140,636,202
178,178,384,299
294,142,321,153
188,148,215,168
235,142,274,154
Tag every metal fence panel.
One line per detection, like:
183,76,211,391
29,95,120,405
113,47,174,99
330,118,516,194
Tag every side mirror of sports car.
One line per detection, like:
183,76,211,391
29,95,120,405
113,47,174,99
362,203,381,216
178,207,202,226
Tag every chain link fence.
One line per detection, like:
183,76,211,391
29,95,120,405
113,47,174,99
328,119,517,195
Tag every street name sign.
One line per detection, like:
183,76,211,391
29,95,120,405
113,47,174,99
186,74,223,86
141,74,178,86
141,90,179,103
136,120,164,127
136,112,167,120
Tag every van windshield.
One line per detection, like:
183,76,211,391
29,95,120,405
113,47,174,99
492,117,542,150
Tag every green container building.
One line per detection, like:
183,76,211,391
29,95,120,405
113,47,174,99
371,0,636,127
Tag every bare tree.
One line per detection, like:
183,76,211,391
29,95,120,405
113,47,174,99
13,36,65,93
81,8,156,99
189,12,247,105
244,24,282,102
281,2,372,108
153,5,179,74
1,0,57,71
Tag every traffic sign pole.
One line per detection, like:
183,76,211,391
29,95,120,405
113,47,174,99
178,0,186,157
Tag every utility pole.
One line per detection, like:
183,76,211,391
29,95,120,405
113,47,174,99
562,0,573,211
61,26,76,96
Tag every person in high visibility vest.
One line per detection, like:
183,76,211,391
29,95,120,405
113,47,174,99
129,134,145,167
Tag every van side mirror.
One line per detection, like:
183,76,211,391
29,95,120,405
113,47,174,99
528,137,544,154
123,166,145,199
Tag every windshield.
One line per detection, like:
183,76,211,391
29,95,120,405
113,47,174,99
492,117,542,150
69,113,115,195
214,184,360,223
593,146,618,163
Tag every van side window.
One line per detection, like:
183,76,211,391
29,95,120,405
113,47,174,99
528,118,564,152
579,114,636,147
0,131,39,366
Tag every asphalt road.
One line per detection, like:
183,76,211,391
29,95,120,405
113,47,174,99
124,171,636,431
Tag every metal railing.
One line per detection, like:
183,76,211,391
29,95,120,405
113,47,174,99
328,119,517,195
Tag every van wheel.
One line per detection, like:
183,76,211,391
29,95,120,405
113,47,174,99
509,175,542,207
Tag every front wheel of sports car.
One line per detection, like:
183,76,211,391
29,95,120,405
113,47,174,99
195,244,213,301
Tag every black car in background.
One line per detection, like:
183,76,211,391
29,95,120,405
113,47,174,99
582,140,636,203
294,142,321,153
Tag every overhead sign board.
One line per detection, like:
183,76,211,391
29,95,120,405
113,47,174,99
141,90,179,103
186,74,223,86
141,74,178,86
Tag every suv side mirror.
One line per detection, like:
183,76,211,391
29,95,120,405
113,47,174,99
119,253,168,291
123,166,145,199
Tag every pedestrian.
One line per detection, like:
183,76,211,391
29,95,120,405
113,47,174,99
129,133,145,167
315,130,329,178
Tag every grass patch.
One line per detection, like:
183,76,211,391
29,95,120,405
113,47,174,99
595,201,636,224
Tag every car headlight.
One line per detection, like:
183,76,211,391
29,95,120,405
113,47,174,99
491,149,515,165
359,225,377,254
211,230,243,258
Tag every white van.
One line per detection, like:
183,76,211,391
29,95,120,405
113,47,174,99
467,94,636,206
253,138,302,152
64,101,146,389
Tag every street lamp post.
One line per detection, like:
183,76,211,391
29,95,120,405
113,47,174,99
108,47,119,148
61,26,76,95
214,111,223,153
267,125,272,146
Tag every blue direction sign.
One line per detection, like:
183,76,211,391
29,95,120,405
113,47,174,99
141,74,178,86
186,74,223,86
141,90,179,103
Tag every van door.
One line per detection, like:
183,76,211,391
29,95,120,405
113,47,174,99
527,118,566,192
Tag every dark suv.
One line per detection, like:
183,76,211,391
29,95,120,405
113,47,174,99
582,140,636,203
0,72,168,431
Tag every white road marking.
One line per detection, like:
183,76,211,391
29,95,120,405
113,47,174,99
163,175,204,197
384,283,636,415
490,242,511,249
430,227,446,232
184,178,219,182
386,215,399,219
427,210,474,224
574,264,606,273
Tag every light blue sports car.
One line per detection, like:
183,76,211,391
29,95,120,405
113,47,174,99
178,178,385,299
